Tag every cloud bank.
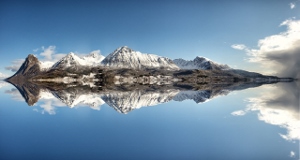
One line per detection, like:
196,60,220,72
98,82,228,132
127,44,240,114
232,18,300,77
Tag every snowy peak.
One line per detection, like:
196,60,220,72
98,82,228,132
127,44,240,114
51,52,105,70
51,52,80,69
101,46,180,70
173,56,230,70
82,51,105,64
114,46,133,53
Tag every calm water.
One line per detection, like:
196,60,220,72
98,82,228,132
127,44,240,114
0,81,299,160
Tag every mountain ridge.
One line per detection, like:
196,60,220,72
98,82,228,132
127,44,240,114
173,56,231,70
101,46,180,70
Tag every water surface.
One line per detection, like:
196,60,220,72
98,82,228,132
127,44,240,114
0,80,299,160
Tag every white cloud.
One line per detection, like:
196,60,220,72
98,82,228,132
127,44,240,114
231,110,246,116
231,44,247,50
33,48,39,52
235,18,300,77
40,101,56,115
290,3,295,9
290,151,295,157
40,46,56,60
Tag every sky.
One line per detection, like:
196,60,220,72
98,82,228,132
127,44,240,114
0,0,300,77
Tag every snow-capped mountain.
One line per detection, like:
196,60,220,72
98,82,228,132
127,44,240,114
101,46,180,70
51,52,105,70
173,56,230,70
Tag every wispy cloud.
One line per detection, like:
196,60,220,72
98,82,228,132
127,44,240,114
231,18,300,77
231,110,246,116
290,3,296,9
33,48,39,52
5,46,64,72
5,59,24,72
40,46,57,60
5,88,24,101
231,44,247,50
40,101,57,115
290,151,295,158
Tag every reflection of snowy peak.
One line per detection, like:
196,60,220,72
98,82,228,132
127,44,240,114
173,90,212,103
52,52,105,69
101,89,180,114
101,46,180,70
51,89,105,110
173,89,231,104
173,56,230,70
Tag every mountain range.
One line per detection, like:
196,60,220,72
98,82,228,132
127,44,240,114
9,46,242,77
173,56,230,70
102,46,180,70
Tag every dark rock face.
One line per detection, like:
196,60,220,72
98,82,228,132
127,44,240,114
6,54,41,82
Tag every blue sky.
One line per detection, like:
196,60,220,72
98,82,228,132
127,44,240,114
0,0,300,76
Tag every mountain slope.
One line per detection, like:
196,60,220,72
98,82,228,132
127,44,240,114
101,46,180,70
173,56,230,70
51,52,105,70
7,54,41,81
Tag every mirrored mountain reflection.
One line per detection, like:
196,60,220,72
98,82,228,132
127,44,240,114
4,47,294,114
4,78,292,114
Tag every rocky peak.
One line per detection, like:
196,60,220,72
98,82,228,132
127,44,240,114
6,54,41,82
115,46,133,54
